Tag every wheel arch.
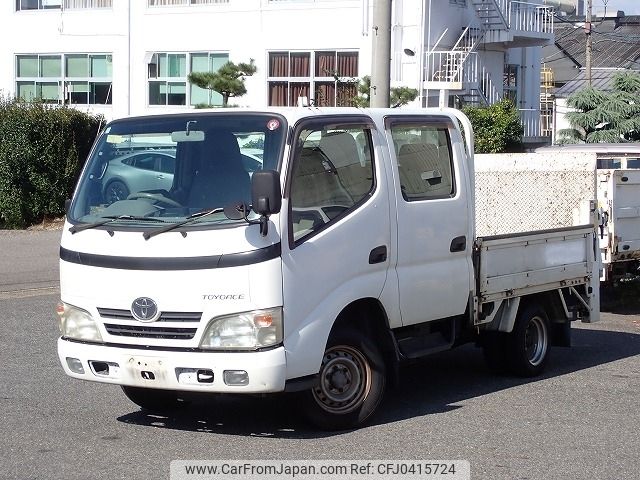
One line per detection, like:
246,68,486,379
327,298,399,385
496,291,567,334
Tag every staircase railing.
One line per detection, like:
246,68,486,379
509,1,553,34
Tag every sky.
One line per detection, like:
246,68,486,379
595,0,640,15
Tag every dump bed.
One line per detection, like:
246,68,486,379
475,225,597,309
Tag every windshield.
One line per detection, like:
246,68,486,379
69,113,286,229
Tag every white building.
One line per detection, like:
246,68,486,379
1,0,554,141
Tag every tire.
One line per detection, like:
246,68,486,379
552,320,571,347
121,386,189,412
481,331,508,373
506,304,550,377
302,328,386,430
104,180,129,204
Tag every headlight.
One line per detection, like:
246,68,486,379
56,301,103,342
200,307,283,350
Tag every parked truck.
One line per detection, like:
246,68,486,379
535,143,640,283
57,108,599,430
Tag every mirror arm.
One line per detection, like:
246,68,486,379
259,216,269,236
241,205,269,237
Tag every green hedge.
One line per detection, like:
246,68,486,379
0,97,103,228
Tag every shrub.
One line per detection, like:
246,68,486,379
463,99,524,153
0,96,103,228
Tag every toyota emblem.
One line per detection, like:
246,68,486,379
131,297,159,322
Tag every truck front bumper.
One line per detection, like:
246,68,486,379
57,338,287,393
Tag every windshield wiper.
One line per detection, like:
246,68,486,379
142,207,224,240
69,215,167,234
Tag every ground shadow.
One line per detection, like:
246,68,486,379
117,326,640,438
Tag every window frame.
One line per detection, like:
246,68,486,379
147,0,228,7
147,51,229,107
16,0,113,11
267,50,359,107
285,115,377,249
15,52,113,105
385,116,457,202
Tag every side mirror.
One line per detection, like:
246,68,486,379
251,170,281,216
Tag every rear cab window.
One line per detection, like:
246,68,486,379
387,119,455,202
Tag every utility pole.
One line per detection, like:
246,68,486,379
585,0,592,86
370,0,392,108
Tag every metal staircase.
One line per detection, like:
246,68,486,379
431,25,484,83
427,0,511,105
470,0,509,31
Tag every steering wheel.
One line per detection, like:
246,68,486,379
126,192,182,208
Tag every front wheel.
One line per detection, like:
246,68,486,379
302,329,386,430
506,304,550,377
121,386,189,412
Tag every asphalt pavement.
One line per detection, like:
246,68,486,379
0,228,639,480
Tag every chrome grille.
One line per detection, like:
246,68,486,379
104,324,197,340
97,308,202,340
97,308,202,323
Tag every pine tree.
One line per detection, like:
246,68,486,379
188,59,256,107
351,76,418,108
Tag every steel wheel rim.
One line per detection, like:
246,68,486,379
312,345,372,414
525,315,548,366
106,182,127,203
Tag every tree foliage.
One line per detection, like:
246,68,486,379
0,96,103,228
559,71,640,143
462,99,523,153
188,59,256,107
352,76,418,108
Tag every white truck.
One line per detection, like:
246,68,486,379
535,144,640,283
57,108,599,430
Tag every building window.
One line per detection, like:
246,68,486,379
147,0,228,6
65,54,112,104
16,0,112,10
504,64,518,105
268,50,358,107
64,0,113,8
16,53,112,105
147,52,229,106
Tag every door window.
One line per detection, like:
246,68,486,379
289,124,374,243
390,124,454,201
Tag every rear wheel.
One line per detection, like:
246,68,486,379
506,304,550,377
121,386,189,412
302,329,386,430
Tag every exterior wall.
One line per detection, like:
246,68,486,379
2,0,369,119
553,97,574,144
0,0,547,121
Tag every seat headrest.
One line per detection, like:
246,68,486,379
319,131,359,168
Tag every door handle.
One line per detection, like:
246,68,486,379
369,245,388,264
450,236,466,252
